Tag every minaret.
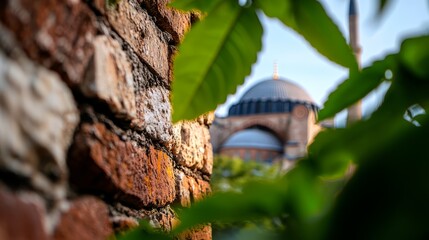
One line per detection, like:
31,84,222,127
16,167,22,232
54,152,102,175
347,0,362,124
273,62,279,80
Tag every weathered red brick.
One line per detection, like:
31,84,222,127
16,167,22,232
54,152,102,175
111,203,177,232
139,0,192,43
68,122,176,208
0,187,48,240
96,0,170,81
54,197,113,240
0,0,96,85
175,171,211,207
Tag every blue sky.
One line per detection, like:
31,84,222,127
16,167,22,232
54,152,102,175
216,0,429,123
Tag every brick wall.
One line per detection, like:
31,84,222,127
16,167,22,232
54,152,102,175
0,0,212,239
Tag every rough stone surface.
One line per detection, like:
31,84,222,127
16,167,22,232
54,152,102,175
0,186,48,240
139,0,192,43
0,50,79,198
101,0,170,80
110,203,176,231
0,0,96,85
0,0,212,238
53,197,113,240
171,122,213,174
68,122,176,208
133,86,172,143
175,171,211,207
82,35,136,120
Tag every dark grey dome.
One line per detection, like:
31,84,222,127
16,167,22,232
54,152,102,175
222,129,282,151
240,79,313,103
228,78,318,116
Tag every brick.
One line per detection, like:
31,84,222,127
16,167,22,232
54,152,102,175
54,197,113,240
0,186,48,240
139,0,192,43
68,122,176,208
0,0,96,85
101,0,170,80
110,203,176,231
178,225,212,240
0,49,79,198
175,171,211,207
82,35,137,120
132,86,172,143
171,122,213,174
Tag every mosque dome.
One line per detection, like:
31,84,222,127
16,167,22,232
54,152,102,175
222,128,282,151
228,78,318,116
240,79,314,103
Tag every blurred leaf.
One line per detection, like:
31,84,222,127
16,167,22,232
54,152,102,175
318,54,396,121
118,221,170,240
172,2,262,122
323,118,429,240
169,0,220,12
377,0,391,15
256,0,358,71
400,35,429,79
173,179,288,234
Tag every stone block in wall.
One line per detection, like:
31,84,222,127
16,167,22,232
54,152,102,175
133,86,173,143
97,0,170,81
0,50,79,198
68,122,176,208
175,170,211,207
110,203,177,232
139,0,192,43
82,35,137,120
0,0,96,85
0,186,48,240
53,197,113,240
170,122,213,175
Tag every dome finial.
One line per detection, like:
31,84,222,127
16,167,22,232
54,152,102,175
273,61,279,80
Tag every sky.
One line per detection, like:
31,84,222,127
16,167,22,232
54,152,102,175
215,0,429,124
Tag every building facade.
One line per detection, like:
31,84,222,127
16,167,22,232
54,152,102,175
210,77,332,167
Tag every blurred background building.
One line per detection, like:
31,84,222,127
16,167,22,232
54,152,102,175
210,75,333,168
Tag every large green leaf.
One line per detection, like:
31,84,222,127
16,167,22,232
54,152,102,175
318,54,396,121
172,2,262,122
256,0,358,71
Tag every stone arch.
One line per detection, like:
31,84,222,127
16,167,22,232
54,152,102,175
231,119,284,144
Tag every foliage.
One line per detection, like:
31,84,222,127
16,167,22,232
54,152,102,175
170,0,357,122
119,0,429,239
211,156,281,193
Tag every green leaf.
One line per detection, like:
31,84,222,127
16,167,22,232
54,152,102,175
318,54,396,121
118,221,170,240
172,2,262,122
173,179,288,234
256,0,358,71
400,35,429,79
169,0,220,12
